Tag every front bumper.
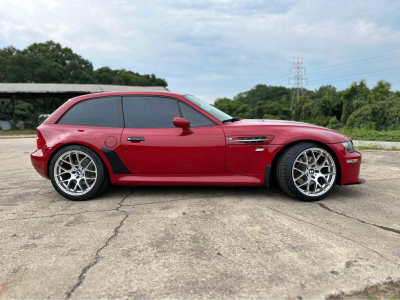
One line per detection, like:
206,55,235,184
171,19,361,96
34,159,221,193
328,143,363,185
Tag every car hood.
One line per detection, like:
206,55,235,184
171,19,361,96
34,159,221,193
235,119,326,127
222,119,350,144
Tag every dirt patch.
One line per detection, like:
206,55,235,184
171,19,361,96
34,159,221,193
327,279,400,300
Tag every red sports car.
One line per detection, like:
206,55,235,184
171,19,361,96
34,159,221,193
31,91,364,201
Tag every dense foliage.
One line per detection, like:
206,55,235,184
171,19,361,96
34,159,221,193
214,81,400,132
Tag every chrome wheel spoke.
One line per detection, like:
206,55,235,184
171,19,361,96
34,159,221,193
54,150,97,196
311,151,317,164
298,180,308,188
294,173,305,181
58,165,71,173
73,180,78,193
78,179,84,191
61,158,72,166
79,154,87,165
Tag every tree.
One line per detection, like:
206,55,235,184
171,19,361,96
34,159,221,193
0,41,168,87
215,80,400,132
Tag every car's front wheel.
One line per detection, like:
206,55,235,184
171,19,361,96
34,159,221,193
49,145,109,201
276,142,337,201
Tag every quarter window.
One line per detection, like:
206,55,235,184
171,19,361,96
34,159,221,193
123,96,180,128
58,97,120,127
179,102,215,127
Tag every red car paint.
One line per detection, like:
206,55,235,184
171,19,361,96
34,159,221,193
31,91,362,187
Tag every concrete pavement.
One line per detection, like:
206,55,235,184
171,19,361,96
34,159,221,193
1,138,400,299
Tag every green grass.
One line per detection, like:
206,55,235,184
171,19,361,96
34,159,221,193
338,128,400,142
355,145,400,151
0,129,36,136
327,279,400,300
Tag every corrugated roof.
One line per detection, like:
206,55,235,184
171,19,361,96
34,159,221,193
0,83,167,93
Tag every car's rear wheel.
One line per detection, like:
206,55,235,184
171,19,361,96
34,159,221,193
276,142,336,201
49,145,109,201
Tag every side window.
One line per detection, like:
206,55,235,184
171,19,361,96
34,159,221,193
123,96,180,128
179,102,216,127
58,97,120,127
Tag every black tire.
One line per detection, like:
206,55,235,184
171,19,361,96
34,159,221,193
49,145,109,201
276,142,336,201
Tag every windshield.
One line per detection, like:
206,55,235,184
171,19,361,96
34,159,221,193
183,94,232,122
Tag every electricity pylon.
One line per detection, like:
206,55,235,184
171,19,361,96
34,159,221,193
289,57,307,110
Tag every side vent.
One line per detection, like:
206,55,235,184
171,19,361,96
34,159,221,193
238,137,267,144
226,135,275,145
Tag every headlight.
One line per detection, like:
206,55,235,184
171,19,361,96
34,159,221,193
342,140,354,153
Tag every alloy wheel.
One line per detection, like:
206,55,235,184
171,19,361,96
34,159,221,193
292,147,336,197
53,150,97,196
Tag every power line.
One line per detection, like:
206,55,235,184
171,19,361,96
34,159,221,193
263,52,399,98
308,51,400,72
264,26,399,87
307,71,400,87
308,67,400,84
265,73,292,84
307,55,400,75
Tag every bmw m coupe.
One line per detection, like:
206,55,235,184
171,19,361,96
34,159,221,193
31,91,364,201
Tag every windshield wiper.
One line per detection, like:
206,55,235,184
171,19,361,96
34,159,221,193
222,117,240,123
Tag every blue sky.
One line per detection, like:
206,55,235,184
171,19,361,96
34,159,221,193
1,0,400,103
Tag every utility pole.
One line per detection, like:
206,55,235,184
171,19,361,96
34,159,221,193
289,57,307,110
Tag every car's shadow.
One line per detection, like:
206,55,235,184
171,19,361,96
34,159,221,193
90,177,352,204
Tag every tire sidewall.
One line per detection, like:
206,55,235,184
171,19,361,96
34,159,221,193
284,142,336,201
49,145,106,201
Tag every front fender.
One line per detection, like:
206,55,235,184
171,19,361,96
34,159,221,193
269,127,349,145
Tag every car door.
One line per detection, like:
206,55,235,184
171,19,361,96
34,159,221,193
120,96,226,174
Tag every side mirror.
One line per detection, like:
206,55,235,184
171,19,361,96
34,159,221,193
173,117,193,134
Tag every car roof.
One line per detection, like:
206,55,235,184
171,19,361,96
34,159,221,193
45,91,191,124
68,91,187,102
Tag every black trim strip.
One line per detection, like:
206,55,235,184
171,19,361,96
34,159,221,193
116,96,124,128
100,147,132,174
264,165,271,189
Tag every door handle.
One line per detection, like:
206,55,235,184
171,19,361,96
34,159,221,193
127,137,145,141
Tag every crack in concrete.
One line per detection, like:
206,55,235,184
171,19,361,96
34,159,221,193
122,193,242,207
25,198,57,218
264,205,398,265
15,208,119,220
7,192,267,221
121,192,273,207
32,184,46,197
318,203,400,235
64,188,134,300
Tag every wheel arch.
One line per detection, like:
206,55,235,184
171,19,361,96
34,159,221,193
46,143,111,179
268,140,342,187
